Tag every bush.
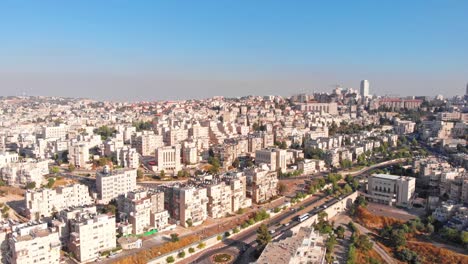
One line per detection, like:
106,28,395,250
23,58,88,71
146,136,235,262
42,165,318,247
166,256,175,263
233,227,240,234
224,231,231,237
188,247,195,253
217,235,222,241
177,251,186,258
170,233,179,242
25,182,36,189
197,242,206,249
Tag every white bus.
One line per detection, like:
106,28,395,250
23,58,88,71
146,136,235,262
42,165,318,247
297,213,310,222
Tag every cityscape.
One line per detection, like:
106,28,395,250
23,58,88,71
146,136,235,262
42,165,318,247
1,1,468,264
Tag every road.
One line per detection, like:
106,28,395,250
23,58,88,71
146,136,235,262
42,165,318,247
182,195,341,264
353,220,397,264
278,158,406,182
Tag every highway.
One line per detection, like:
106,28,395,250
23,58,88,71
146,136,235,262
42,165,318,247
183,195,340,264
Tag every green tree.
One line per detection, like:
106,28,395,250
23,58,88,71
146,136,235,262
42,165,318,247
335,226,345,239
160,170,166,178
177,251,186,258
256,224,272,248
170,233,179,242
188,247,195,253
391,229,407,247
197,242,206,249
137,169,144,179
46,178,55,188
355,235,373,252
166,256,175,263
461,231,468,245
25,182,36,189
68,163,76,172
50,166,60,174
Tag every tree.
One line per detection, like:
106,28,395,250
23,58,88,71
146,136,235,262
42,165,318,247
188,247,195,253
343,184,353,194
391,229,407,247
197,242,206,249
461,231,468,245
355,196,368,207
50,166,60,174
137,169,144,179
25,182,36,189
355,235,373,252
186,218,193,227
46,178,55,188
166,256,175,263
160,170,166,178
177,251,186,258
277,183,288,195
68,163,75,172
224,231,231,237
256,224,272,248
170,233,179,242
335,226,345,239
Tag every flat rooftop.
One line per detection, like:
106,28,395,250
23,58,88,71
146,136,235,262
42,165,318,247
371,174,401,180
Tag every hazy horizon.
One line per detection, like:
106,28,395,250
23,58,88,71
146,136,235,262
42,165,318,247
1,1,467,101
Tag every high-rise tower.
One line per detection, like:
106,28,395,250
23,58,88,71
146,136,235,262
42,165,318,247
360,80,370,97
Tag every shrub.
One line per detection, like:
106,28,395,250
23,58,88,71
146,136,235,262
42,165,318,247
217,235,222,241
177,251,186,258
188,247,195,253
166,256,175,263
197,242,206,249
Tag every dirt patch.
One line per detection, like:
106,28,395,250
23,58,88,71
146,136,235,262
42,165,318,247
355,207,403,230
407,241,468,264
356,248,386,264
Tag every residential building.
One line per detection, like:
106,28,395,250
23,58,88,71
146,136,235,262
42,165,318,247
367,174,416,207
25,183,93,220
96,167,137,204
245,166,278,203
256,227,326,264
68,214,116,263
8,222,61,264
255,148,287,172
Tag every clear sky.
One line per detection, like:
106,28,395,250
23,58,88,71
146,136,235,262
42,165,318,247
0,0,467,101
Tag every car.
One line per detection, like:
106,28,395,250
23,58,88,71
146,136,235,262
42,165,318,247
283,222,290,227
269,230,275,234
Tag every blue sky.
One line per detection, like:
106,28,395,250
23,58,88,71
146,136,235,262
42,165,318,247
0,1,467,100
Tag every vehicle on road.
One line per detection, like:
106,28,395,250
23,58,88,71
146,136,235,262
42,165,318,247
283,222,290,227
296,213,310,222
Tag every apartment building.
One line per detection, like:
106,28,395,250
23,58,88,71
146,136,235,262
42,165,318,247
245,166,279,204
297,102,338,115
182,145,198,165
223,172,252,212
132,132,163,156
206,181,233,218
255,148,287,172
96,167,137,204
0,151,19,167
117,189,169,235
25,183,93,220
68,214,116,263
156,145,181,174
0,159,48,187
367,174,416,207
393,119,416,135
8,222,61,264
115,146,140,169
68,143,89,168
42,124,68,140
298,159,326,174
163,185,208,227
256,227,326,264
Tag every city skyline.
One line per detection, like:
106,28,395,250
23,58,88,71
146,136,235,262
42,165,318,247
1,1,467,100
